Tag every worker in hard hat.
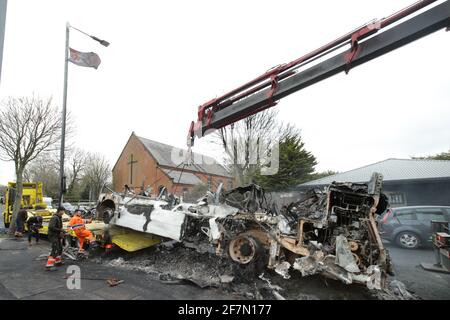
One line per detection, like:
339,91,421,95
68,210,95,253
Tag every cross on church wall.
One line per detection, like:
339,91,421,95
127,154,138,185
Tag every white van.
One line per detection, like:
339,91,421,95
43,197,53,209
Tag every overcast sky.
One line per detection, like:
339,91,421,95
0,0,449,185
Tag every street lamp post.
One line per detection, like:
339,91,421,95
58,22,109,207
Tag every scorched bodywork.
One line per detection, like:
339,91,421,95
97,172,392,289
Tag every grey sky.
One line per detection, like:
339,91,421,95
1,0,449,185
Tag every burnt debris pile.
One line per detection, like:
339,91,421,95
97,172,417,299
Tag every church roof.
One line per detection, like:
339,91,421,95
136,135,231,178
162,169,203,185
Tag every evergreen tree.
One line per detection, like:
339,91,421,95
254,134,317,191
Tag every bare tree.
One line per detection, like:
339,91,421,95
212,109,299,186
0,95,63,235
83,152,111,201
24,148,88,202
66,148,87,196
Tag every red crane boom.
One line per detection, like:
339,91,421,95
188,0,449,146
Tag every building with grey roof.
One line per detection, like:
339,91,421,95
112,132,232,197
298,158,450,207
137,135,230,177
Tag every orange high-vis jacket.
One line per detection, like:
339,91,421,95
69,215,87,231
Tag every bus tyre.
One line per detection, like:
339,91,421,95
228,236,267,276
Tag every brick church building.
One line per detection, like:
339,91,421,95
112,132,232,197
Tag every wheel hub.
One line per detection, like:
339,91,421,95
229,236,258,264
400,233,418,248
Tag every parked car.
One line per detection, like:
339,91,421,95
379,206,450,249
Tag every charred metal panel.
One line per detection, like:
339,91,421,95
100,172,392,289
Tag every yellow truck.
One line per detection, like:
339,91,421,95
2,182,160,252
2,182,102,238
3,182,50,228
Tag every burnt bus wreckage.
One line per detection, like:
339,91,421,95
97,172,393,289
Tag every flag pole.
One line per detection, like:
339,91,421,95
58,22,70,207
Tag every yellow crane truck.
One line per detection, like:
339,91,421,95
3,182,49,228
2,182,103,239
2,182,160,252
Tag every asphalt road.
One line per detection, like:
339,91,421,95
384,242,450,300
1,205,449,300
0,206,236,300
0,237,237,300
